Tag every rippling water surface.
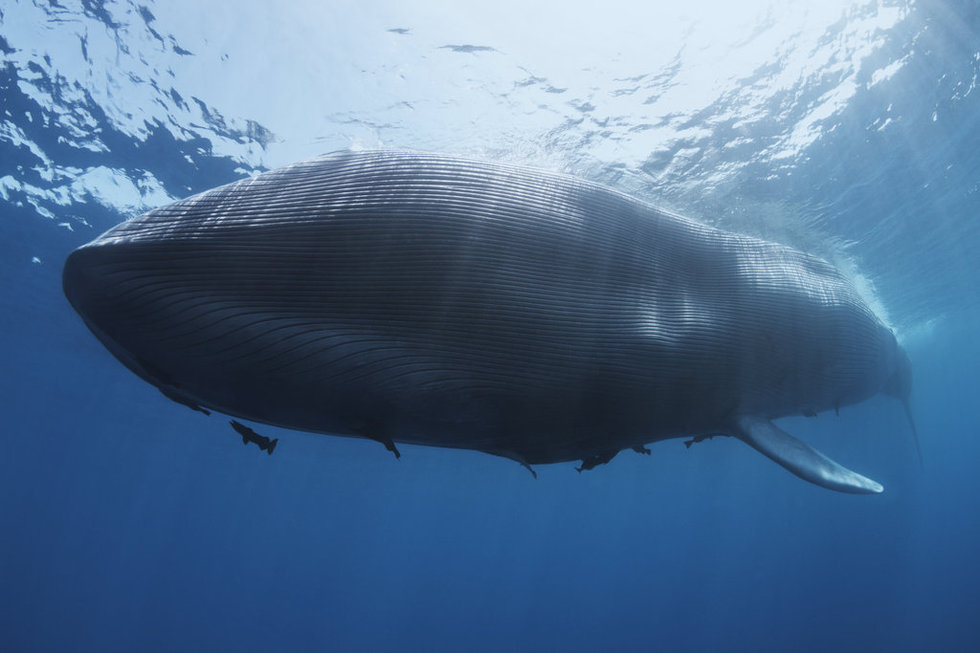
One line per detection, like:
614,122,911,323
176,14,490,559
2,2,978,651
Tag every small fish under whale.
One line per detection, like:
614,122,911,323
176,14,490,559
229,420,278,455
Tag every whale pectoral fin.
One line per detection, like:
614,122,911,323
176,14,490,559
734,417,883,494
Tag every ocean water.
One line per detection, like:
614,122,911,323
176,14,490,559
2,1,979,651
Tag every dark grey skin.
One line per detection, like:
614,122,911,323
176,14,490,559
63,150,914,493
229,420,278,455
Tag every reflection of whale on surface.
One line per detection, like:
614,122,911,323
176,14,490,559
62,150,915,493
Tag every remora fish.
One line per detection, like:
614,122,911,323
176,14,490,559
63,150,914,493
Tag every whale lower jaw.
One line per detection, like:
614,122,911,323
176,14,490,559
735,416,883,494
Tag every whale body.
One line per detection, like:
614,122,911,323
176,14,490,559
63,150,912,493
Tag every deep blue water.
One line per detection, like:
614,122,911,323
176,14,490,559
2,1,979,651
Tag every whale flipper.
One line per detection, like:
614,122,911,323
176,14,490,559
735,417,883,494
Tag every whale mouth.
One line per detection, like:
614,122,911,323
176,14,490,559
63,248,152,381
63,246,214,416
735,416,883,494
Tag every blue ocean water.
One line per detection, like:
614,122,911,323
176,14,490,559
2,1,979,651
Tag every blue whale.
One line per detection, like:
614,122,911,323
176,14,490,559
63,150,913,493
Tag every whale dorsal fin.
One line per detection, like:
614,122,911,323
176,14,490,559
735,417,883,494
